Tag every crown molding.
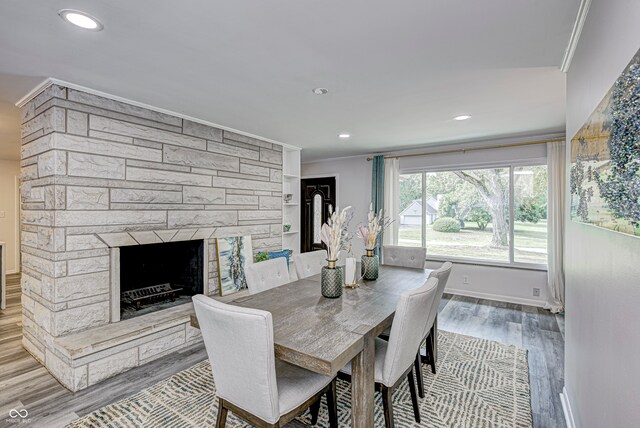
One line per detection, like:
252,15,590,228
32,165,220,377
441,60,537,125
15,77,300,151
561,0,592,73
14,78,53,108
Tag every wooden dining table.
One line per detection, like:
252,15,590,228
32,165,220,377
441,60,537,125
191,263,432,428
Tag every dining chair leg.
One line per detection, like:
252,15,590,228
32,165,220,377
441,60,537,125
420,335,430,365
414,351,424,398
407,369,421,423
216,398,228,428
426,332,437,374
326,379,338,428
309,397,321,425
432,316,438,363
381,386,395,428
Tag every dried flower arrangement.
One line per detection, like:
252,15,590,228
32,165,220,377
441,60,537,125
320,205,352,261
357,203,393,251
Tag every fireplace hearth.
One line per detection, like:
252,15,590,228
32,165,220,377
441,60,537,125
119,240,204,320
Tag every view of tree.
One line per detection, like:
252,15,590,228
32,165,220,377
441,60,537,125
400,167,545,249
399,174,422,211
398,165,548,264
425,172,482,228
514,165,548,224
468,207,491,230
452,169,510,247
515,196,546,223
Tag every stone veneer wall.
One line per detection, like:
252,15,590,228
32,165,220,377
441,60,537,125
19,84,284,390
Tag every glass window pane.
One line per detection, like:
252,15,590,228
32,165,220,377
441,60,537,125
424,168,510,262
313,193,322,244
514,165,548,264
398,173,423,247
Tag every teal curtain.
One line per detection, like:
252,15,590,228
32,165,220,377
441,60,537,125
371,155,384,256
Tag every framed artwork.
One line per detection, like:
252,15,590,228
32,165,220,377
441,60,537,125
569,47,640,237
216,236,254,296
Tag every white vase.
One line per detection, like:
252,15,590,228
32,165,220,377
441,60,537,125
344,257,357,286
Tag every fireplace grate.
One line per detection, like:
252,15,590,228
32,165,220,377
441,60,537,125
121,283,184,310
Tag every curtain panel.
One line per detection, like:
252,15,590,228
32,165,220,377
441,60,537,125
546,140,565,313
371,155,385,256
383,158,400,247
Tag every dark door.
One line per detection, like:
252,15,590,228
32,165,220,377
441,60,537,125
301,177,336,253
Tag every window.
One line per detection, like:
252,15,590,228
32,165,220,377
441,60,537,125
513,166,548,264
398,164,548,267
313,193,322,244
398,173,423,247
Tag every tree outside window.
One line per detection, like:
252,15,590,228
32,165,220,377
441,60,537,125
398,165,548,266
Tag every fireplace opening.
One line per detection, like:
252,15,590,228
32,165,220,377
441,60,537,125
119,240,204,320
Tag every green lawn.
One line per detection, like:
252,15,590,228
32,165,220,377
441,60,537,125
398,220,547,264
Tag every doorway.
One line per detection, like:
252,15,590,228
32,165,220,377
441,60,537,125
301,176,336,253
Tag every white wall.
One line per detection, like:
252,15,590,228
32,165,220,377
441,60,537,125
0,159,20,273
302,133,561,306
427,260,548,307
564,1,640,427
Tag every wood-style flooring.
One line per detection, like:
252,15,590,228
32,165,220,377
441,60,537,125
0,274,565,428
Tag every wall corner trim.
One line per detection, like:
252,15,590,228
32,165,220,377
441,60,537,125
561,0,592,73
560,386,577,428
14,77,301,151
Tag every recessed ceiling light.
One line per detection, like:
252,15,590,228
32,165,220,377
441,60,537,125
453,115,471,121
312,88,329,95
338,133,351,139
58,9,104,31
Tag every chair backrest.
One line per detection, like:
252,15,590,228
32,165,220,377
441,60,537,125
245,257,290,295
382,277,438,386
293,250,327,279
383,245,427,269
192,295,280,423
425,262,453,334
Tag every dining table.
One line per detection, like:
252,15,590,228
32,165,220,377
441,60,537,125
191,263,432,428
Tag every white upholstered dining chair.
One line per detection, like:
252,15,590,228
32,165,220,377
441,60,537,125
293,249,327,279
339,277,439,428
424,262,453,365
382,245,427,269
414,261,453,398
193,295,338,428
245,257,290,295
379,245,428,336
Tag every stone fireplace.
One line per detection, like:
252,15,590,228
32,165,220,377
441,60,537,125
118,240,205,320
19,83,286,391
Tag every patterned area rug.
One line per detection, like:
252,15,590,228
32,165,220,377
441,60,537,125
67,331,532,427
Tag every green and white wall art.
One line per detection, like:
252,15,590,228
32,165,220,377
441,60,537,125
570,48,640,237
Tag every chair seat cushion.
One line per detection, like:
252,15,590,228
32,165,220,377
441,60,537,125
276,359,333,416
339,337,390,386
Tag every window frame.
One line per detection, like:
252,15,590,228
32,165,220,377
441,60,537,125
400,158,548,271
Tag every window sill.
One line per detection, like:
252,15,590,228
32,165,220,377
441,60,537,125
425,255,548,272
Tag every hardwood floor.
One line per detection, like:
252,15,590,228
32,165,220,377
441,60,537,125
437,294,566,428
0,274,564,428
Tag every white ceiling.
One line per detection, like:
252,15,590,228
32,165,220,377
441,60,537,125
0,0,580,161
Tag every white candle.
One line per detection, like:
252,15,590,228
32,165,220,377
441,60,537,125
345,257,357,286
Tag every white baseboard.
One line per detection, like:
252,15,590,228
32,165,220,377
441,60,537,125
446,287,546,308
560,386,576,428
